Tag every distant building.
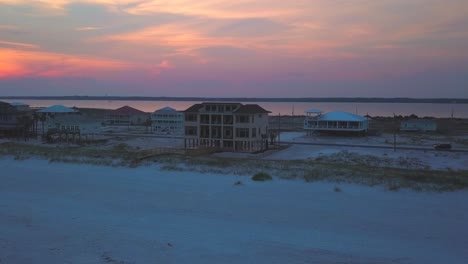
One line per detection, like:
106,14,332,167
44,114,101,136
0,101,34,137
183,102,270,152
105,106,149,126
400,119,437,132
10,102,30,111
304,110,368,133
37,105,79,116
151,107,184,136
37,105,81,135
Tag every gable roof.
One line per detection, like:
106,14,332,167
37,105,78,113
319,111,367,122
154,106,178,113
183,104,203,113
234,104,271,114
111,106,147,115
0,101,17,113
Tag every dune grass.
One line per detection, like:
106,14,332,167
1,141,467,192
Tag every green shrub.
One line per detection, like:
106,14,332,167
251,172,272,181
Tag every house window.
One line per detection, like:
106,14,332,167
211,126,221,138
236,128,249,138
206,105,217,112
185,114,197,122
185,126,197,136
236,115,249,123
211,115,221,124
200,126,210,138
223,115,233,125
252,128,256,137
200,114,210,124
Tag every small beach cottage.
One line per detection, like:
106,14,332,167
151,106,184,136
183,102,271,152
105,106,149,126
304,109,368,134
400,119,437,132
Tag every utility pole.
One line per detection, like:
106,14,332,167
393,113,397,152
278,112,281,145
292,104,295,130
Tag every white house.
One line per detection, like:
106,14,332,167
151,106,184,136
37,105,80,134
44,114,101,135
400,119,437,132
304,110,368,133
36,105,100,136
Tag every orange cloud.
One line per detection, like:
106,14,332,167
0,47,134,79
158,60,173,69
0,47,178,80
2,0,467,78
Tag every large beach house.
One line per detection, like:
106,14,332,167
183,102,271,152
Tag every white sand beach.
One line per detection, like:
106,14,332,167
1,158,468,263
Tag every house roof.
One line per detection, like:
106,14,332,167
234,104,271,114
0,101,16,113
201,102,242,105
111,106,147,115
319,111,367,122
10,102,28,107
183,104,203,113
182,102,270,114
37,105,78,113
305,109,322,114
154,106,178,113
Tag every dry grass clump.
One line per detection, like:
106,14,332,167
251,172,273,181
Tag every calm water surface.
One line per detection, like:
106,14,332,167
3,99,467,118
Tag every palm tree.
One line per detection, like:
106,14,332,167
39,114,47,137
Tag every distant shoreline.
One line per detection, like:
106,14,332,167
0,96,467,104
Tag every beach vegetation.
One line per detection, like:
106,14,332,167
252,172,272,181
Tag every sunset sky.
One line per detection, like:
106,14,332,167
1,0,467,97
